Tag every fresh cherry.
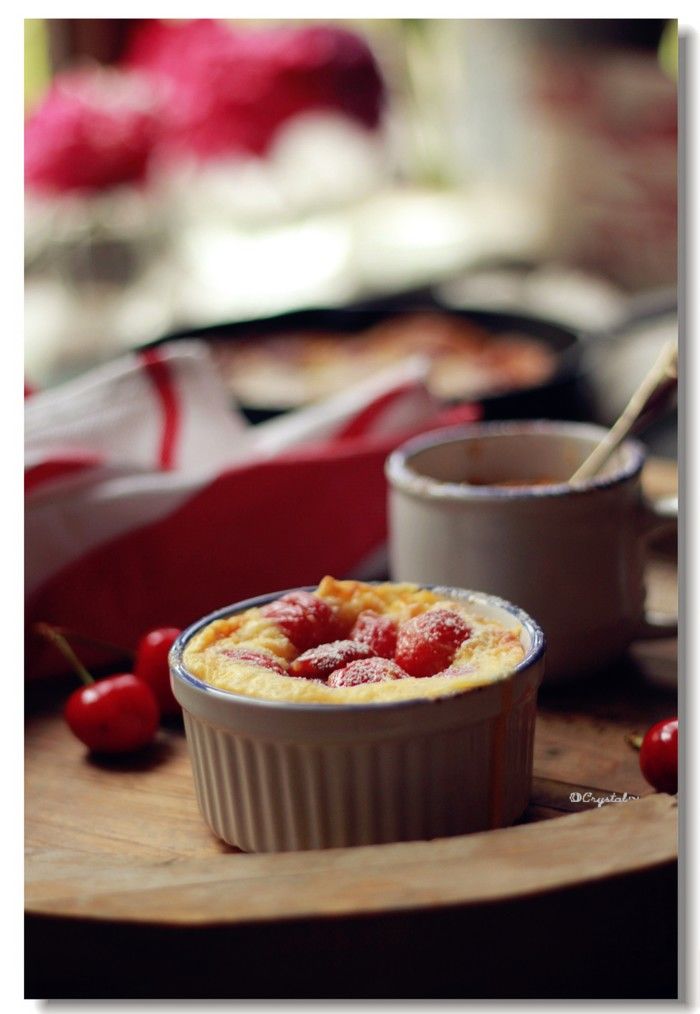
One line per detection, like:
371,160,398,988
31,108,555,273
394,609,471,677
639,717,678,794
134,626,182,715
64,674,160,754
36,623,160,754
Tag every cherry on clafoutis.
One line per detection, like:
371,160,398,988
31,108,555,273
394,609,471,677
35,624,160,754
261,591,343,650
134,627,182,715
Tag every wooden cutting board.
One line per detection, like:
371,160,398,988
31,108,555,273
24,459,678,997
24,667,678,924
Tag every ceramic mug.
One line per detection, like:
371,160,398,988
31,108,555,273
386,421,677,683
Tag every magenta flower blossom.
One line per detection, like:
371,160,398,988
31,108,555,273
124,19,385,160
25,68,159,195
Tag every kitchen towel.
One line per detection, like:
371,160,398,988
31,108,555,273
26,340,479,678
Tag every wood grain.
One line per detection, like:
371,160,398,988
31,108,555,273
26,793,676,925
25,458,678,928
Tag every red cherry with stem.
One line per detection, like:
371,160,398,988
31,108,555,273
64,674,160,754
134,627,182,715
36,623,160,754
639,717,678,794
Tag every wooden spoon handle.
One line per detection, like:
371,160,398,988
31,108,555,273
570,341,677,484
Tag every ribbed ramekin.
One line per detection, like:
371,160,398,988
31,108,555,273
169,586,545,853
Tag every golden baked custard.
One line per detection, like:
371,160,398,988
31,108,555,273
183,577,525,705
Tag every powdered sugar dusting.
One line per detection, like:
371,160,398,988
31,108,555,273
289,639,374,679
395,608,471,676
439,662,477,678
219,646,288,675
328,657,408,688
350,610,398,658
261,590,341,650
185,579,526,704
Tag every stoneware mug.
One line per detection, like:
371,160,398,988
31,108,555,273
386,420,677,683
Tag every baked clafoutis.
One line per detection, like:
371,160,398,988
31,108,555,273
182,576,526,705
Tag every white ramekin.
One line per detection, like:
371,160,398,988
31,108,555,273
170,586,546,853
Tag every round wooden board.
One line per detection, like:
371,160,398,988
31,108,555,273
25,722,677,926
25,459,678,929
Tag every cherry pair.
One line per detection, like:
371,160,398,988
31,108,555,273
37,624,182,754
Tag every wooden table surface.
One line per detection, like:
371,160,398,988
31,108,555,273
25,458,679,999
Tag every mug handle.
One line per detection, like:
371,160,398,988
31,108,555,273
636,494,678,639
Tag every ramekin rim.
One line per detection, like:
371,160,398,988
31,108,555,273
385,419,646,501
169,583,546,714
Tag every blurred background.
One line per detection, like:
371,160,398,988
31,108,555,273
24,17,678,451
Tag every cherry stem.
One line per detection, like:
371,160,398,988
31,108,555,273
34,623,95,686
625,733,644,751
50,626,132,660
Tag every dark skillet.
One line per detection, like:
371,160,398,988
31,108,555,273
146,291,668,425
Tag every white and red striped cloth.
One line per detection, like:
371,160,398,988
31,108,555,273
26,341,479,679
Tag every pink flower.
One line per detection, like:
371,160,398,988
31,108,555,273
123,18,234,83
263,25,385,130
25,69,159,195
123,19,385,160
